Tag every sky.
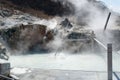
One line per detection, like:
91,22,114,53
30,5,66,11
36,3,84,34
101,0,120,13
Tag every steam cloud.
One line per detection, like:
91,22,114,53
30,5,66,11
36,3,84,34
1,0,120,54
53,0,117,29
50,0,120,52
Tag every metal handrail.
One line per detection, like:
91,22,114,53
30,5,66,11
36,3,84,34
0,74,15,80
113,72,120,80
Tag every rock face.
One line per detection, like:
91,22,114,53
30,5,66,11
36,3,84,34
60,18,73,29
0,24,53,54
8,0,74,16
0,8,13,18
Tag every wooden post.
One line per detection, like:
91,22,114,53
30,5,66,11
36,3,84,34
107,44,112,80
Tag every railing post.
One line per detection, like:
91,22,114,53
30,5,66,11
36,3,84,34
107,44,112,80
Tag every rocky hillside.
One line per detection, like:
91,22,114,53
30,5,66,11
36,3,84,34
10,0,74,16
0,24,53,53
0,0,120,54
0,0,74,18
0,0,120,26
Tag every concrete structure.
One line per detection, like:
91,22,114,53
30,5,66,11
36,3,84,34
0,63,11,80
0,63,10,76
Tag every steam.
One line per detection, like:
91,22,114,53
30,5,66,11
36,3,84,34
53,0,117,29
58,4,110,46
47,0,120,53
47,35,64,51
1,0,120,54
1,0,120,72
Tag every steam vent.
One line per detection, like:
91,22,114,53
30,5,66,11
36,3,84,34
0,0,120,80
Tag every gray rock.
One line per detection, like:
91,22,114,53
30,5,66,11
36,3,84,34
0,9,13,18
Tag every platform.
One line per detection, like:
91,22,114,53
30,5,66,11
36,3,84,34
14,69,120,80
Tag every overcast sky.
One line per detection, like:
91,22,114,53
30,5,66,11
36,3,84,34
101,0,120,13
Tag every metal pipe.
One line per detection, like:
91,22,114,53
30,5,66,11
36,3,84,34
104,12,111,31
107,44,113,80
0,74,14,80
94,38,107,50
113,72,120,80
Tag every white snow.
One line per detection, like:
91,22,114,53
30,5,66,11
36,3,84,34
0,59,9,63
11,67,31,75
8,53,120,80
0,14,58,29
9,52,120,72
33,18,57,29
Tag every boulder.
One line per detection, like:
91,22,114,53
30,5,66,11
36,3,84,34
0,8,13,17
0,24,53,54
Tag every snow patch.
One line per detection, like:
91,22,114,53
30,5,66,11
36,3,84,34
0,13,58,29
0,59,9,63
11,67,31,75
